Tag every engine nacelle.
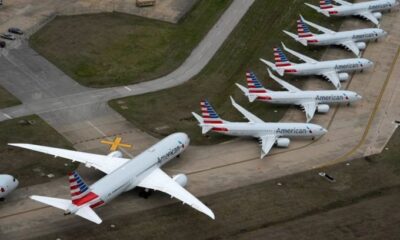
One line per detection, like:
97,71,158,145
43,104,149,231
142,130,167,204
317,104,330,113
356,42,366,50
107,151,123,158
276,138,290,148
338,72,349,81
373,12,382,20
172,174,188,187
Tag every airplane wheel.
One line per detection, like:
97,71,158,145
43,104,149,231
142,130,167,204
139,189,152,199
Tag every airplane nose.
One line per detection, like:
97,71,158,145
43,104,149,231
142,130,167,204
357,94,362,100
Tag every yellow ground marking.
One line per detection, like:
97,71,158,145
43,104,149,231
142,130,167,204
101,136,132,151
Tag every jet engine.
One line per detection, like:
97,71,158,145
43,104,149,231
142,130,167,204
373,12,382,20
317,104,330,113
107,150,123,158
356,42,366,50
172,174,188,187
338,73,349,81
276,138,290,148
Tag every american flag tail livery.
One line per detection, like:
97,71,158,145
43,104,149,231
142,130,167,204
274,47,292,67
28,171,103,224
319,0,333,9
200,100,224,124
246,71,266,93
297,18,314,38
192,100,227,134
69,171,91,204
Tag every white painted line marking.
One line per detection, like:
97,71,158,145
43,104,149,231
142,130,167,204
124,86,132,91
3,114,12,119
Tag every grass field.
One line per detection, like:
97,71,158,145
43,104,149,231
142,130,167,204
0,86,20,109
109,0,343,145
0,115,76,187
34,128,400,240
29,0,232,87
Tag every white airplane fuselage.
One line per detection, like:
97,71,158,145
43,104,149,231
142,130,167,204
210,122,326,139
328,0,396,16
252,90,361,105
0,174,19,199
307,28,386,46
280,58,373,76
65,133,189,214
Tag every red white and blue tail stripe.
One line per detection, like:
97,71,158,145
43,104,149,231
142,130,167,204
246,71,266,93
274,47,292,67
297,19,314,38
320,0,333,9
200,100,223,124
69,171,91,203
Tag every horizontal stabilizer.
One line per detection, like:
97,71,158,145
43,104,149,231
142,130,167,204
31,195,71,211
191,112,214,134
283,30,308,46
259,58,285,76
76,206,102,224
235,83,257,103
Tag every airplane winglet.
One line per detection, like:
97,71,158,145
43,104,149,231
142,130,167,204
267,69,300,92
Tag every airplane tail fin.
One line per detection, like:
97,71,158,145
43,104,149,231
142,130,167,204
319,0,334,9
297,18,315,39
244,71,270,102
68,171,91,204
192,100,227,134
273,47,292,67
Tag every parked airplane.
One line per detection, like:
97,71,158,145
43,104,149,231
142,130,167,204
9,133,214,224
0,175,18,201
192,97,327,158
236,69,362,122
259,43,373,89
283,15,387,56
305,0,398,26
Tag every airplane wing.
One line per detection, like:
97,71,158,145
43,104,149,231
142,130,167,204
230,97,264,123
300,15,335,34
8,143,129,174
320,71,341,89
281,42,318,64
356,11,379,26
268,69,300,92
338,40,360,56
137,168,215,219
259,135,277,158
300,101,317,122
334,0,352,6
